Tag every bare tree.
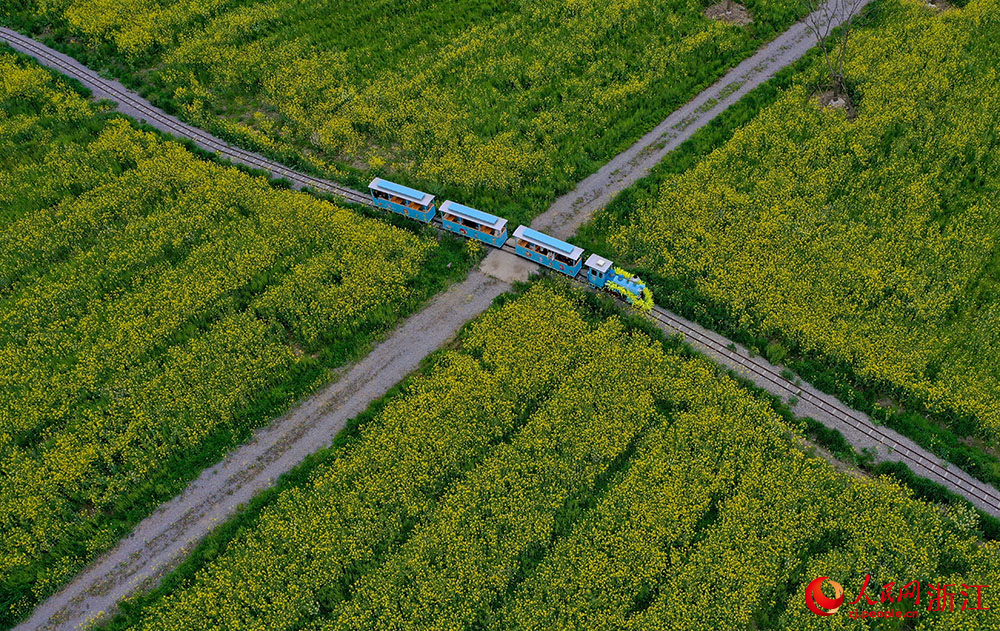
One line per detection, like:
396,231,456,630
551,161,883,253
801,0,867,100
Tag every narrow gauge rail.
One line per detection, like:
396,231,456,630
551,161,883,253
5,26,998,517
642,306,1000,516
0,27,372,206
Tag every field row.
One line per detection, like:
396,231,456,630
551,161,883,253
589,0,1000,456
103,284,999,630
4,0,811,225
0,51,462,625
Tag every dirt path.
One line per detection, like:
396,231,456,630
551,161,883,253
10,1,997,628
531,0,875,240
11,272,509,631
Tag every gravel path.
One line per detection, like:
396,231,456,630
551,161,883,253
12,272,509,631
531,0,875,240
8,1,996,628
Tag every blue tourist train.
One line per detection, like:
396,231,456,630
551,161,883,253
512,225,583,277
368,177,436,222
364,174,651,309
439,200,508,247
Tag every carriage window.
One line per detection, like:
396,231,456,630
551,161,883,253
373,190,389,200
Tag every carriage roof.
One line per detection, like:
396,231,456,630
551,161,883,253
513,226,584,260
439,200,507,232
368,178,435,205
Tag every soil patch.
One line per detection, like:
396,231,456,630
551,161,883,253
924,0,954,12
814,88,857,118
479,249,537,283
704,1,754,25
961,435,1000,459
876,395,900,411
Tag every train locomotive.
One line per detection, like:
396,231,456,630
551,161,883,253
369,178,652,310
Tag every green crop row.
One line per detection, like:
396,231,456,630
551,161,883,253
0,51,467,626
592,0,1000,454
101,282,999,631
3,0,812,225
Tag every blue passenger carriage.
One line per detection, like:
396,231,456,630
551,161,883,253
368,177,436,222
439,200,508,247
512,225,583,277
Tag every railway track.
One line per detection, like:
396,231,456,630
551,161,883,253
4,11,1000,630
644,307,1000,516
5,24,1000,517
4,29,530,271
4,25,999,517
564,272,1000,515
0,30,584,259
0,27,372,207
